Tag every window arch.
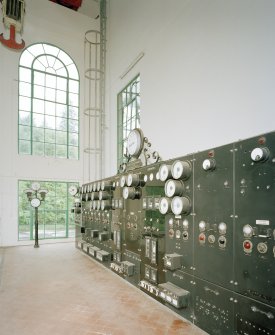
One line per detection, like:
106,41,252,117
18,43,79,159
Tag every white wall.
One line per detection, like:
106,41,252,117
0,0,98,246
105,0,275,175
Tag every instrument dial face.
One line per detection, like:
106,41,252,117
172,160,191,180
171,196,191,215
31,198,41,208
127,128,144,157
165,180,176,197
120,176,126,188
159,164,171,182
159,197,171,214
31,182,40,191
251,147,269,162
69,185,78,196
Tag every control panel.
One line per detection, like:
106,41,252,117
73,130,275,335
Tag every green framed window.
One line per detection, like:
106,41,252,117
18,43,79,159
18,180,77,240
117,74,140,167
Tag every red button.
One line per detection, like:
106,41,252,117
244,241,251,249
199,234,205,241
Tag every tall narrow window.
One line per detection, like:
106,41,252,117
18,43,79,159
117,75,140,168
18,180,77,240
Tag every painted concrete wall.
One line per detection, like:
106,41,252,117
105,0,275,175
0,0,98,246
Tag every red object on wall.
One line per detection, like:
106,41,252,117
50,0,82,11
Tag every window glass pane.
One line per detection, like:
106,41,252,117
33,141,44,156
56,104,67,118
56,67,67,77
19,125,31,140
56,90,66,104
45,143,55,157
45,115,55,129
69,132,78,146
68,93,78,107
69,80,79,94
33,113,44,128
45,87,56,101
45,101,55,116
19,67,31,83
33,127,44,142
27,44,45,57
33,99,44,114
69,119,78,133
19,96,31,111
56,145,67,158
56,117,67,131
45,74,56,88
33,85,44,99
19,82,31,97
57,77,67,91
58,50,73,66
68,106,78,119
45,129,55,143
56,131,67,145
36,55,48,68
34,71,45,86
67,63,78,79
19,111,31,126
19,140,31,154
68,146,78,159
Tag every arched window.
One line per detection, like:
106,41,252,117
18,43,79,159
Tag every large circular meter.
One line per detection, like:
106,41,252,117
127,128,144,157
68,185,78,196
251,147,269,162
171,160,192,180
171,196,191,216
159,164,172,181
164,180,184,197
159,197,172,214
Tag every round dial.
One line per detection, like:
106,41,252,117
31,182,40,191
127,128,144,157
171,160,192,180
158,164,172,182
171,196,191,216
120,176,126,188
159,197,171,214
251,147,269,162
30,198,41,208
164,180,184,197
99,191,110,200
122,187,141,200
68,185,78,196
127,173,144,187
182,219,189,229
202,159,216,171
199,221,206,232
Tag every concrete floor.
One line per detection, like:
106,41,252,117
0,243,206,335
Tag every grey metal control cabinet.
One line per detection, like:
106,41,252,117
74,131,275,335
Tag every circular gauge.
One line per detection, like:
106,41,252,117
158,164,172,182
127,173,143,187
91,192,99,200
120,176,126,188
202,159,216,171
69,185,78,196
171,160,192,180
31,182,40,191
122,187,141,200
159,197,172,214
164,179,184,197
92,183,97,192
199,221,206,232
251,147,269,162
96,182,101,191
171,196,191,216
127,128,144,157
30,198,41,208
123,187,129,199
243,224,253,238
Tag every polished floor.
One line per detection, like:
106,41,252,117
0,243,206,335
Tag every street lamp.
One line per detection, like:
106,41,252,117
24,182,48,248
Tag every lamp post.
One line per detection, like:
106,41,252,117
24,182,48,248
